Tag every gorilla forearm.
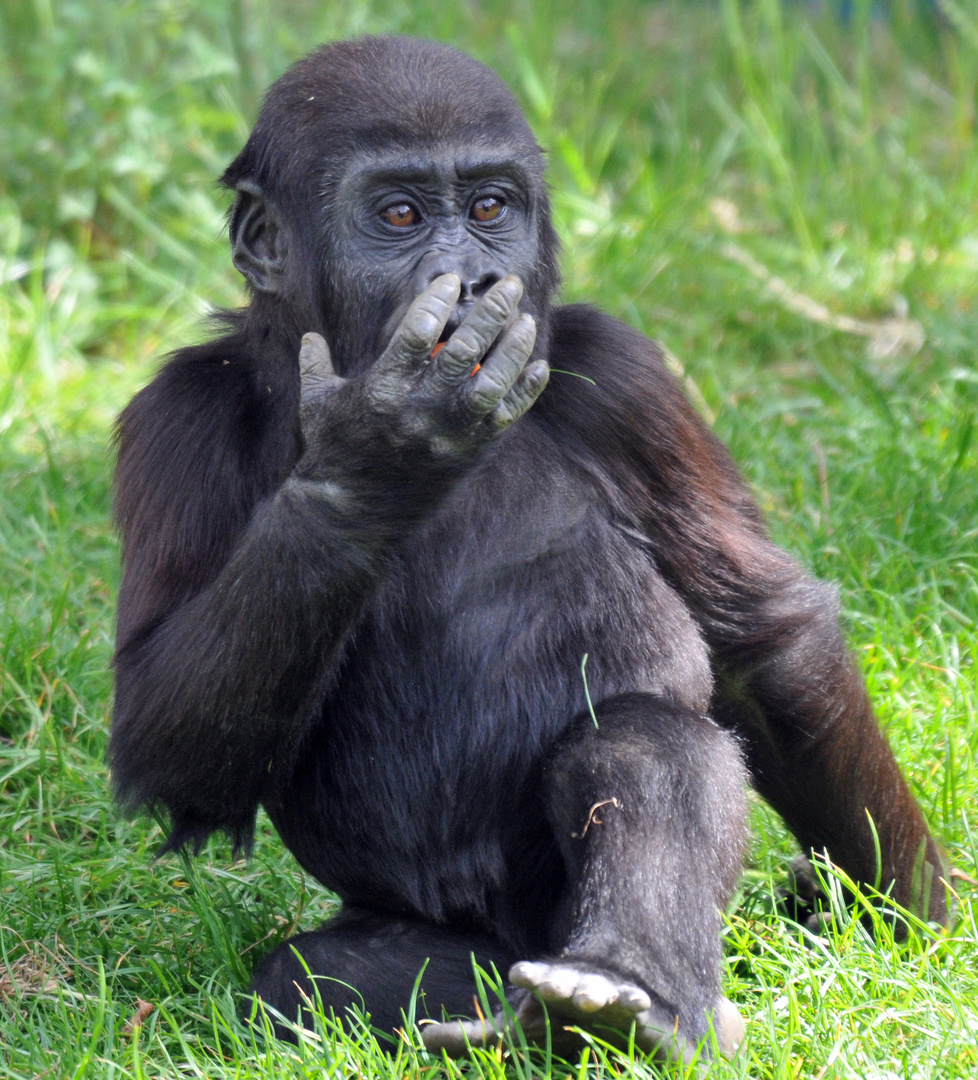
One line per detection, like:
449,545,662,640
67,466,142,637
111,476,406,844
721,595,947,921
111,276,543,845
688,548,945,919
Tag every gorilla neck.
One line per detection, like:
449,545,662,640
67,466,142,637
244,290,320,366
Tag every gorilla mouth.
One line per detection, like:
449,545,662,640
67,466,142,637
431,310,466,357
432,319,482,375
431,326,453,358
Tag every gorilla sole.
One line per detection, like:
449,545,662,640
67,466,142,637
111,35,947,1065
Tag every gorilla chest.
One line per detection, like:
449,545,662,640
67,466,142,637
340,444,712,731
276,444,713,906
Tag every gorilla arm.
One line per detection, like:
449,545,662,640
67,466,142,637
110,275,543,851
544,305,946,925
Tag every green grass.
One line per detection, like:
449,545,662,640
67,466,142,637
2,0,977,1076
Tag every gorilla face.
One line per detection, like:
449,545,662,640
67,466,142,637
322,143,546,376
222,36,559,376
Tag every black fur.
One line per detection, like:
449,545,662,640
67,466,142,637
111,36,946,1056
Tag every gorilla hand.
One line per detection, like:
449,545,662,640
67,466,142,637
295,274,544,486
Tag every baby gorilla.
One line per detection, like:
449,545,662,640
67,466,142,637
111,35,947,1066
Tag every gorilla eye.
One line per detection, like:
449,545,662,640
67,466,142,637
381,203,418,228
472,197,504,223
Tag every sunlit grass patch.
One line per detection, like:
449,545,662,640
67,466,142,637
1,1,976,1077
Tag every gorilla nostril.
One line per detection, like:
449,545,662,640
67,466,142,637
463,271,502,300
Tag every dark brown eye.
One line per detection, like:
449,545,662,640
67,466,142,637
382,203,417,228
472,197,503,223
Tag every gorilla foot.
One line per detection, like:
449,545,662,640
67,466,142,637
420,959,744,1063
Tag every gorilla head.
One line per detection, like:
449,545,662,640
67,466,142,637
221,37,560,376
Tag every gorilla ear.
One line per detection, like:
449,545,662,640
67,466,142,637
229,180,289,294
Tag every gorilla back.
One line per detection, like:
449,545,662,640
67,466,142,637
111,36,946,1063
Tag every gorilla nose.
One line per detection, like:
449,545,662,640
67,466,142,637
458,268,502,300
414,255,505,303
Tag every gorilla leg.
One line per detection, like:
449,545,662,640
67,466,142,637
423,693,748,1061
250,908,517,1041
540,693,748,1052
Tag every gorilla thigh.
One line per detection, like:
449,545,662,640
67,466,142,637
252,693,746,1056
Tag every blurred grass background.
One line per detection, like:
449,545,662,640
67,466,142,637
1,0,977,1077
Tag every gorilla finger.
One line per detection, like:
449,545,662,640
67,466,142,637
486,360,549,430
467,314,537,412
433,276,524,381
299,333,342,398
536,967,579,1001
509,960,547,989
299,332,334,379
714,997,746,1059
384,274,461,370
617,985,653,1013
571,974,618,1013
421,1015,504,1056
